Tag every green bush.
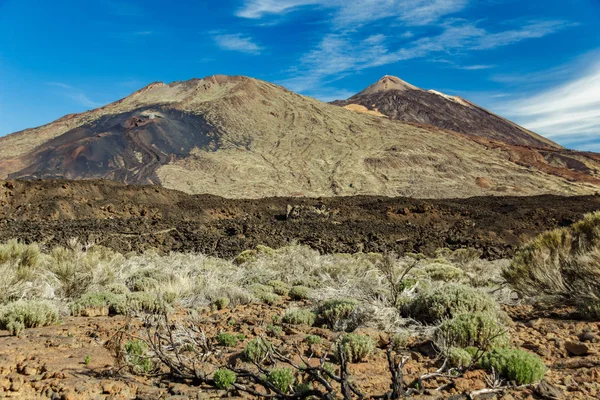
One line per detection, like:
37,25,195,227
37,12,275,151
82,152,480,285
435,312,509,351
479,348,546,385
125,339,153,374
267,368,294,394
213,368,236,389
305,334,323,346
0,300,59,336
337,334,376,363
404,284,500,323
422,262,465,281
251,284,281,305
267,324,284,337
216,332,238,347
317,298,359,331
283,309,316,326
70,292,126,316
268,280,291,296
243,338,273,363
448,347,473,368
289,286,311,300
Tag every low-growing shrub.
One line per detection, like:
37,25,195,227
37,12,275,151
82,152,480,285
336,334,376,363
268,280,291,296
479,348,546,385
317,298,359,331
421,262,465,281
283,309,316,326
448,346,473,368
243,338,273,363
305,334,323,346
251,284,281,305
70,292,126,316
435,312,509,351
404,284,500,323
125,339,153,374
0,300,59,336
127,292,169,314
267,368,294,394
216,332,238,347
234,249,257,265
213,368,236,389
289,286,311,300
0,241,42,303
267,324,284,337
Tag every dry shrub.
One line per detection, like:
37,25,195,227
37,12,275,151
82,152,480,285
503,211,600,313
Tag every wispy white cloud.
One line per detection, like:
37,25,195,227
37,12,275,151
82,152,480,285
212,32,263,55
280,19,571,95
459,64,495,70
237,0,467,27
47,82,74,89
46,82,103,109
133,30,153,36
496,56,600,148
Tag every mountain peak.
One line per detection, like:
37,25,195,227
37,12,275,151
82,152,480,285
357,75,420,96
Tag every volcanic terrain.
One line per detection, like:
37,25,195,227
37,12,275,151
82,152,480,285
1,75,599,198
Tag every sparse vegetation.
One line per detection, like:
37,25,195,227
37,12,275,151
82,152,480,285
479,348,546,385
435,311,509,351
0,300,59,336
243,338,273,364
213,368,236,389
317,298,360,331
404,283,501,323
267,367,295,393
216,332,238,347
336,334,376,362
289,285,311,300
283,308,316,326
504,211,600,317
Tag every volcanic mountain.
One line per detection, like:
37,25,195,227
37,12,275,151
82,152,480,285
1,75,599,198
331,75,559,149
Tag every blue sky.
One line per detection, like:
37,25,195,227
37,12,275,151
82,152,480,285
0,0,598,151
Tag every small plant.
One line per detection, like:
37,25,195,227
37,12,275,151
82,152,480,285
84,355,91,366
237,333,246,341
283,309,316,326
267,324,284,337
305,334,322,346
212,297,230,310
125,339,153,374
317,298,359,331
216,332,238,347
337,334,376,363
70,292,126,316
243,338,273,364
213,368,236,389
479,348,546,385
0,300,60,336
391,332,409,351
435,312,509,351
251,284,281,305
267,367,295,394
289,285,311,300
127,292,169,314
268,280,291,296
448,347,472,368
404,284,501,323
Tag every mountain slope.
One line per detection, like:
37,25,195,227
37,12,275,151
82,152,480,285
0,75,599,198
331,75,559,149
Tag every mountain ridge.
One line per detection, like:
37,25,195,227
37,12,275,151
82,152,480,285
0,74,598,199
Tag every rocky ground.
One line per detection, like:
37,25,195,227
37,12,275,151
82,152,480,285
2,180,600,259
0,301,598,400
